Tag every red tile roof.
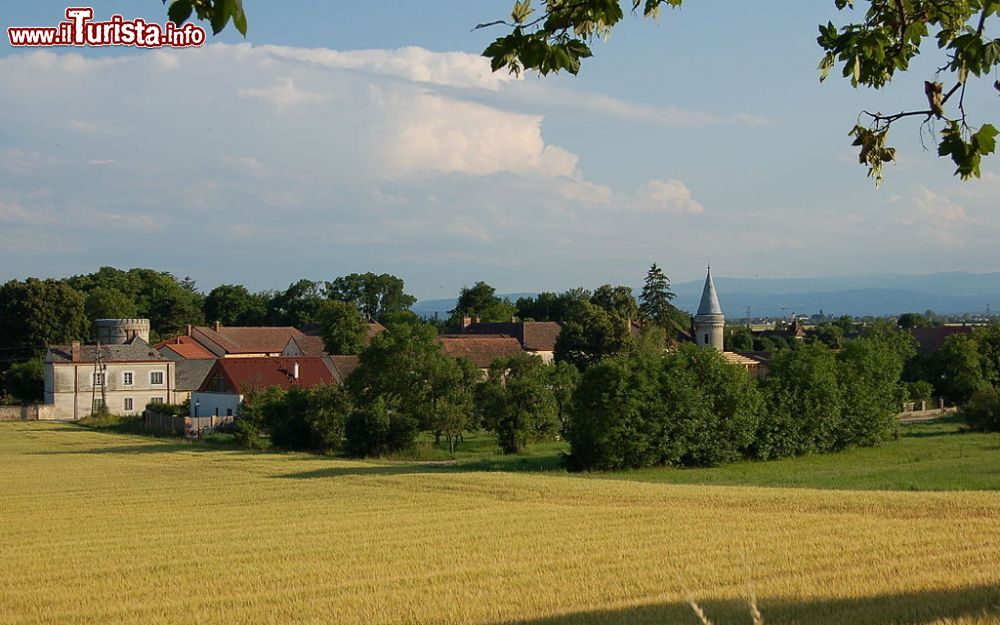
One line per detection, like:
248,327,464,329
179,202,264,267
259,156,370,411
154,336,216,359
199,357,337,393
437,335,525,368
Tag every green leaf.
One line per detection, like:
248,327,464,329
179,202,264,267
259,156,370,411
210,0,233,35
230,0,247,36
167,0,193,26
974,124,998,156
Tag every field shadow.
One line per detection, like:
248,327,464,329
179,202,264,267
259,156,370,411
276,453,566,480
483,584,1000,625
0,424,82,433
31,440,234,456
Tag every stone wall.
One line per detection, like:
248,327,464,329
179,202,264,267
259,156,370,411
0,404,56,421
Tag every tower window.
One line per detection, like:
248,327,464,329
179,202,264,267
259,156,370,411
704,334,709,343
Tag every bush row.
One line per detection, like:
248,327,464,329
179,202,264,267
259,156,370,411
565,339,904,471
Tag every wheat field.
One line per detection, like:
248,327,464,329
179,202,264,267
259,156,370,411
1,422,998,625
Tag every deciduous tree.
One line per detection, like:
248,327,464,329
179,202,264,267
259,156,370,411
317,300,369,355
477,354,559,454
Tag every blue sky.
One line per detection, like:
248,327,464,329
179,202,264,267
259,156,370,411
1,1,997,300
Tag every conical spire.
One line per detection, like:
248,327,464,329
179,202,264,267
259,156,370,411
696,267,723,316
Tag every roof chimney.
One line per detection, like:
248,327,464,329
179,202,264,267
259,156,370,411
186,324,192,337
71,341,81,362
461,316,473,330
292,361,300,380
214,321,221,332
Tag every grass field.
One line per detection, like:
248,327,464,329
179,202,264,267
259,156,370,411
1,421,998,625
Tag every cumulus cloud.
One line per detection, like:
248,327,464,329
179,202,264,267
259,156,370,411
635,179,704,214
375,88,578,178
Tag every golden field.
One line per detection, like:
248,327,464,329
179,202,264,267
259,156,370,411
0,421,998,625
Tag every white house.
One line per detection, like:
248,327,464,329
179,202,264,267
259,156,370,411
44,338,176,420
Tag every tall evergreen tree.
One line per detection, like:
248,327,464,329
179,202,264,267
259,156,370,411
638,264,676,329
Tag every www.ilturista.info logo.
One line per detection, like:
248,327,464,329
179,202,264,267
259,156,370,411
8,7,206,48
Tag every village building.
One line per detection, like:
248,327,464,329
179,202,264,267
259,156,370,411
158,321,386,360
458,320,561,363
691,268,768,378
154,335,216,360
190,356,340,419
44,334,176,420
908,325,974,356
436,334,525,373
173,359,216,405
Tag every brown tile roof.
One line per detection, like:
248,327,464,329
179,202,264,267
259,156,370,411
909,326,974,356
284,335,328,357
154,336,216,359
437,335,524,368
463,321,562,352
328,355,360,383
190,326,308,356
199,357,337,393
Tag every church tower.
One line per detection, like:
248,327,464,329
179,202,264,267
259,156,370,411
694,267,724,351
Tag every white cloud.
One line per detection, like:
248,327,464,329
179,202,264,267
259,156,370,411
635,179,704,214
238,77,324,109
2,43,992,294
64,118,120,135
509,83,768,128
912,186,967,227
374,88,578,178
256,44,516,91
223,156,272,177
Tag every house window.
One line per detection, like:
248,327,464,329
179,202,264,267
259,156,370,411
124,398,133,411
92,399,106,412
93,372,106,386
123,372,134,386
150,371,164,385
226,408,233,417
150,397,164,405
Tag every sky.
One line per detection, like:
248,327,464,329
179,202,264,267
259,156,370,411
1,1,998,300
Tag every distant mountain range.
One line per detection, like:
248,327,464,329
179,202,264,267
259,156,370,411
412,272,1000,319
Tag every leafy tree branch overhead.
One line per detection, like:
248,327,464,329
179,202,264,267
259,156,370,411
164,0,999,184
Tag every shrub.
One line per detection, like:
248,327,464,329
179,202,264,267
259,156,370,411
756,343,843,459
2,358,43,403
565,345,763,471
233,418,269,450
965,387,1000,432
345,397,418,457
907,380,934,403
145,401,188,417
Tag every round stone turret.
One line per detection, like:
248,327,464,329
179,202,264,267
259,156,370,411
94,318,150,345
694,268,724,351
